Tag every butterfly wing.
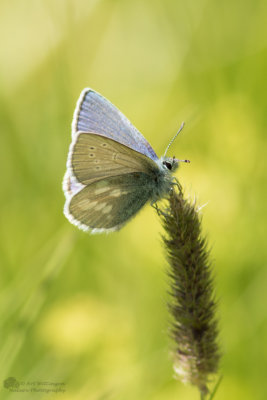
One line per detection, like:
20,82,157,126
64,173,154,233
67,131,159,186
64,89,163,233
72,88,158,161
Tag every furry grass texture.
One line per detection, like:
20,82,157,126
159,185,220,397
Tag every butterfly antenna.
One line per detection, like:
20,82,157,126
164,121,185,157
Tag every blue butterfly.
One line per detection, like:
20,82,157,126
63,89,189,233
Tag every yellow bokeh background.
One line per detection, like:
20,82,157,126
1,0,266,399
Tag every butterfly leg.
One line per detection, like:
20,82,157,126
151,201,169,218
151,201,163,216
172,177,182,192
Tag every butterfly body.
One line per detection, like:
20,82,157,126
63,89,183,233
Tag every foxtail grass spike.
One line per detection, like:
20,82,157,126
158,183,220,397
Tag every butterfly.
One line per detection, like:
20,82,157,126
63,88,189,233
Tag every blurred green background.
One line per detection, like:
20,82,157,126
1,0,266,399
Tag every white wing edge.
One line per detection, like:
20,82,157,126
66,129,84,186
71,88,91,138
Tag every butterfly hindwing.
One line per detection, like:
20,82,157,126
69,131,159,186
65,173,154,232
72,88,158,161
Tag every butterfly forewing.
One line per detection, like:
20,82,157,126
65,173,154,232
72,89,158,161
69,132,159,186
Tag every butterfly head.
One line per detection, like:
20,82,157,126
161,156,179,172
161,156,190,173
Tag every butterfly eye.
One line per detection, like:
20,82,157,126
163,161,172,170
